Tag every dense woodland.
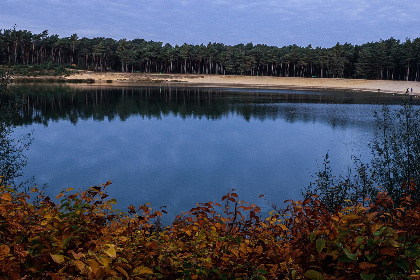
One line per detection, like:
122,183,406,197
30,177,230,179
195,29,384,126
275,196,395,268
1,28,420,81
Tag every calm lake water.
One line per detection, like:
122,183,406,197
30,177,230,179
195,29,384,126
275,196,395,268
9,84,419,222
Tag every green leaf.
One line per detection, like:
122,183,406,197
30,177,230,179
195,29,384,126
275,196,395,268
360,272,376,280
343,248,357,261
337,230,351,242
396,258,409,271
256,268,268,274
366,252,377,261
356,236,366,246
304,270,324,280
63,237,72,249
236,236,242,245
316,238,326,253
338,254,355,263
373,227,386,237
309,232,316,242
416,258,420,269
405,247,420,258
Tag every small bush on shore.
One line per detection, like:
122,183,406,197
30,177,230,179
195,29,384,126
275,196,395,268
0,63,72,77
305,100,420,212
1,180,419,279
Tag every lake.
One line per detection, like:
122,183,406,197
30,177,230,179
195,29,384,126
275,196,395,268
8,84,418,222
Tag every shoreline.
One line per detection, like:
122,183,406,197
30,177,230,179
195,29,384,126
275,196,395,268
10,71,420,96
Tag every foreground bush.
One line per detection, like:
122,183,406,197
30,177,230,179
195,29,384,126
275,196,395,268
1,180,420,279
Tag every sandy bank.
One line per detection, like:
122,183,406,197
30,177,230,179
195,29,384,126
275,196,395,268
14,71,420,95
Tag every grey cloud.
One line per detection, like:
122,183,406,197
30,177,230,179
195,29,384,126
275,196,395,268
1,0,419,47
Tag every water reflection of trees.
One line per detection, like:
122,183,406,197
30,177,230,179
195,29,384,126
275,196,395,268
8,85,415,128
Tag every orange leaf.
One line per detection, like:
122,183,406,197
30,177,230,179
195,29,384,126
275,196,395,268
256,245,263,255
359,262,378,269
239,243,247,255
0,244,10,260
379,247,397,257
148,241,158,249
86,259,100,275
1,193,12,201
74,260,87,273
46,272,64,280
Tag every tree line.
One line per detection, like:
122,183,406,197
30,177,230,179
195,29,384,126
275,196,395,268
1,27,420,81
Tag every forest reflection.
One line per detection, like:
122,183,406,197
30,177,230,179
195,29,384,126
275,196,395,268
8,84,415,127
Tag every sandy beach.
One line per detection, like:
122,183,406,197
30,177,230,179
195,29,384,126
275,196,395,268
15,71,420,96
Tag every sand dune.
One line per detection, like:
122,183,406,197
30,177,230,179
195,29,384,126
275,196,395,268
19,70,420,95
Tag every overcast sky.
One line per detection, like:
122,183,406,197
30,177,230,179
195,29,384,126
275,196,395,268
1,0,419,48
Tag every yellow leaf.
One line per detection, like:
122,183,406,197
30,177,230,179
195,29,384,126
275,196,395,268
44,214,53,219
197,229,206,241
341,214,359,225
104,244,117,258
51,254,65,264
132,266,154,276
97,254,110,267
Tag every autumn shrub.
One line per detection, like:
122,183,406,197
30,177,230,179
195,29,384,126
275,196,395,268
1,178,420,279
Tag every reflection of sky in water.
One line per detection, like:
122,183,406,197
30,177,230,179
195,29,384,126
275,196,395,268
14,110,370,222
11,93,413,223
